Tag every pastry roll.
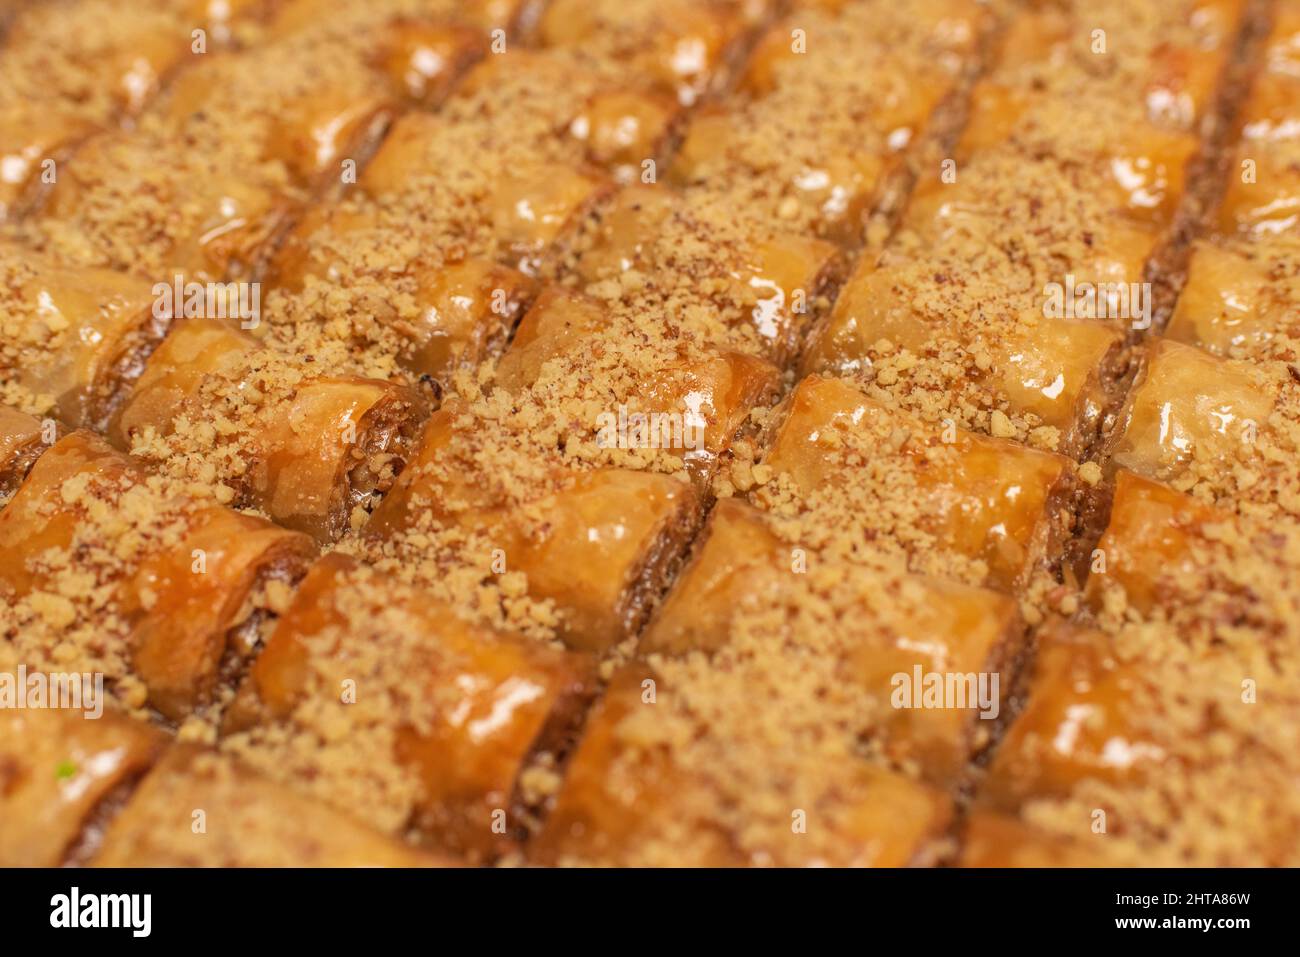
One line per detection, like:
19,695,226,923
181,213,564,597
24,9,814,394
531,669,751,867
0,112,92,223
536,0,751,104
641,499,795,657
261,88,394,187
1166,238,1300,356
488,164,613,276
1149,0,1248,123
1143,36,1234,131
360,110,610,275
1085,470,1230,615
394,259,537,380
672,106,890,244
1217,143,1300,237
959,87,1196,227
568,90,681,182
0,709,165,867
494,287,780,482
0,246,167,430
951,80,1035,160
0,406,58,500
222,553,593,859
981,624,1162,809
451,29,688,181
157,51,389,189
38,128,289,280
977,45,1227,152
1216,7,1300,235
189,0,274,44
371,19,485,104
1084,470,1300,629
647,522,1019,784
756,375,1072,590
266,5,484,104
0,431,315,719
94,746,453,867
111,319,429,542
1110,338,1273,485
1242,20,1300,146
569,185,841,362
367,405,702,652
491,289,610,392
533,659,957,866
805,255,1125,435
265,203,538,383
744,0,974,114
971,0,1243,135
905,173,1160,282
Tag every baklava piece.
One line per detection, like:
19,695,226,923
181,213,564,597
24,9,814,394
0,431,314,719
0,708,165,867
222,554,592,860
110,319,430,542
94,745,452,867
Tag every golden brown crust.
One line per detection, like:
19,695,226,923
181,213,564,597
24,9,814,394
0,431,315,720
0,405,57,501
748,374,1073,591
0,0,233,222
94,745,454,867
535,557,1001,865
980,472,1300,865
1111,337,1300,524
113,319,431,542
16,3,499,273
367,411,703,652
672,0,987,243
0,708,166,867
221,553,594,860
3,0,1289,869
0,244,169,428
958,810,1120,868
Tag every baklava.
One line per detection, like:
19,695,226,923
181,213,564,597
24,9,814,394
2,0,1298,867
